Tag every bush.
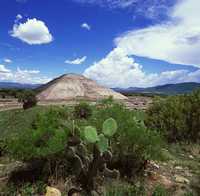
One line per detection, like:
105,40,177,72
7,108,70,161
146,90,200,143
99,96,114,106
105,182,145,196
152,185,169,196
73,102,92,119
2,181,46,196
18,90,37,110
0,139,7,157
85,103,163,178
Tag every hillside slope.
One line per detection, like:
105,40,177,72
114,82,200,95
37,74,127,101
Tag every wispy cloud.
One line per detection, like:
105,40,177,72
65,56,87,65
115,0,200,67
73,0,174,19
0,64,11,73
0,65,50,84
81,23,91,30
16,0,27,3
3,58,12,64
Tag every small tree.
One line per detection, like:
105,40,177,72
73,102,92,119
18,90,37,110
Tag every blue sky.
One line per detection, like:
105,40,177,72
0,0,200,87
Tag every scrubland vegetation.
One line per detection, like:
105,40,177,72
0,91,200,195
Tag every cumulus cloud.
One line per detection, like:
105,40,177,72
0,65,50,84
84,48,200,88
65,56,87,65
84,0,200,87
3,59,12,64
10,18,53,45
81,23,91,30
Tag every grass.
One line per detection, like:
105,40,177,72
0,106,42,139
0,103,145,139
0,106,64,139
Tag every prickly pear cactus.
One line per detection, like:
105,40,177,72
83,118,117,153
97,134,108,153
67,118,119,193
84,126,99,143
102,118,117,137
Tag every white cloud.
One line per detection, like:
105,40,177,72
81,23,91,30
84,48,200,88
16,14,23,20
0,65,50,84
0,65,11,73
75,0,157,9
10,18,53,45
74,0,171,19
115,0,200,67
0,65,13,81
14,67,50,84
84,0,200,87
65,56,87,65
3,58,12,64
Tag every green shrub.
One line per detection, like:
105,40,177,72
146,90,200,143
7,108,70,161
18,90,37,110
99,96,114,106
2,181,46,196
86,103,163,177
105,182,145,196
152,185,169,196
73,102,92,119
0,139,7,156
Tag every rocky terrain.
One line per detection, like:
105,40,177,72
1,144,199,195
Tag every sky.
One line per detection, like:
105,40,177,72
0,0,200,88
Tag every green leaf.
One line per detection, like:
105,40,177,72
103,118,117,137
84,126,99,143
97,134,108,153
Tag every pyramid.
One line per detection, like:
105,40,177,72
37,74,127,101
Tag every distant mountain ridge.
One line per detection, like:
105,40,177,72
113,82,200,95
0,81,200,95
0,82,41,89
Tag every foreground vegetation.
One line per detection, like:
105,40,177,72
0,91,200,195
146,90,200,143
